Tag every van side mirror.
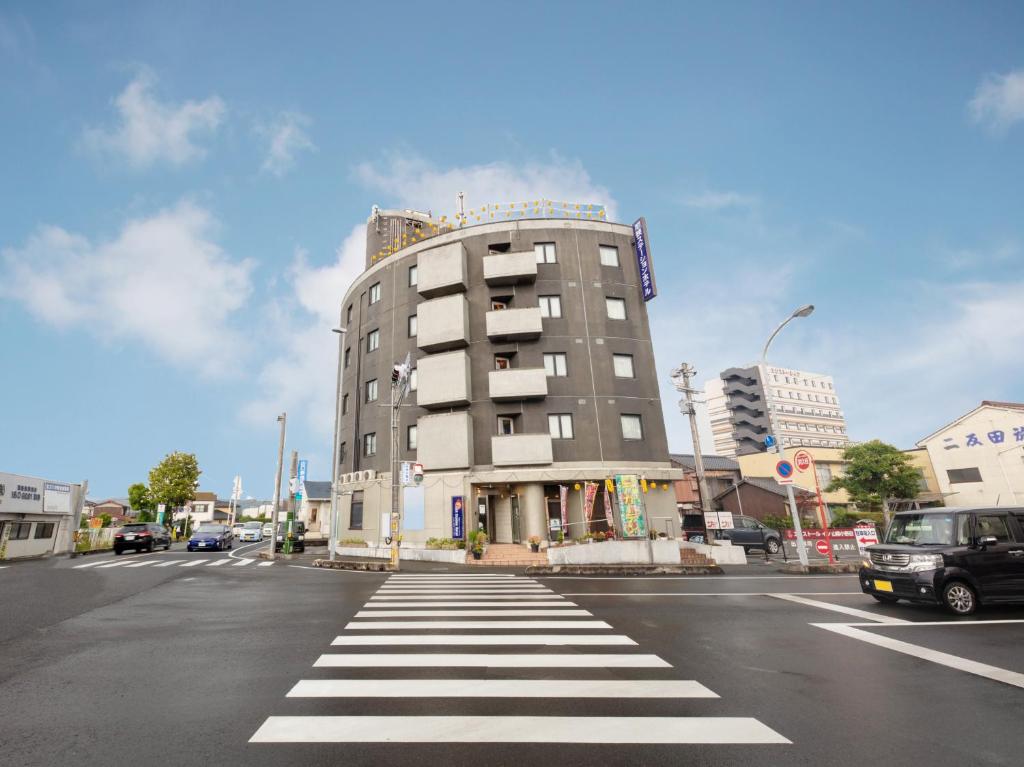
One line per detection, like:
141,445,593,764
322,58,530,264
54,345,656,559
978,535,998,547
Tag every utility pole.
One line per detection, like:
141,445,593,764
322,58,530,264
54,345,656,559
389,355,412,571
267,413,286,560
329,325,348,561
671,363,715,543
284,451,298,555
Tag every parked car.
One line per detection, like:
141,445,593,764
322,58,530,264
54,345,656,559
860,507,1024,615
187,524,234,552
232,522,246,538
114,523,171,554
275,520,306,553
239,521,263,542
716,515,782,554
262,522,274,538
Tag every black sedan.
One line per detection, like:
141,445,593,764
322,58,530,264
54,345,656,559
114,523,171,554
187,524,234,552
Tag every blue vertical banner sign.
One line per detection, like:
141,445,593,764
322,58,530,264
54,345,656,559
451,496,465,540
632,217,657,302
296,459,308,498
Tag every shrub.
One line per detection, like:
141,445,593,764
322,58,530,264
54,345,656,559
527,535,541,545
340,538,368,547
594,531,606,541
762,514,793,530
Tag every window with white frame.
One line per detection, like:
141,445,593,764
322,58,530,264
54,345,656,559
538,295,562,318
534,242,556,264
365,378,378,402
362,433,376,456
605,297,626,320
366,329,379,352
497,416,516,435
369,282,381,304
342,393,349,414
599,245,619,267
408,314,417,337
612,353,634,378
408,265,418,286
407,425,417,450
548,413,574,439
620,414,643,440
409,368,417,391
543,352,567,377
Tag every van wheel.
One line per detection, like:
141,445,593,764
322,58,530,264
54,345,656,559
943,581,977,616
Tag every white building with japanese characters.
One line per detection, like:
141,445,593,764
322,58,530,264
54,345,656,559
916,401,1024,507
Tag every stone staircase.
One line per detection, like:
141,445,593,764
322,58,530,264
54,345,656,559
468,543,549,567
679,547,716,568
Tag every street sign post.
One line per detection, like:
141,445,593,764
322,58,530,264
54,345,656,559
775,460,795,485
764,435,776,449
815,539,830,556
793,450,813,472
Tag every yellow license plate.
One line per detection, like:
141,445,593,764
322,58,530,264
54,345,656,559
874,579,893,592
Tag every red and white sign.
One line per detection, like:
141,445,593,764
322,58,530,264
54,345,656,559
854,524,879,555
815,539,831,555
793,450,813,472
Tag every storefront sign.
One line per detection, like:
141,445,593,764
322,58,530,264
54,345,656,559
632,217,657,301
451,496,464,540
583,482,598,523
854,524,879,555
0,472,45,514
614,474,648,538
942,426,1024,450
44,482,72,514
559,485,568,532
783,528,859,560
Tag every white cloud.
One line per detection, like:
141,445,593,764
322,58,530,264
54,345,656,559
1,200,253,376
81,69,225,168
257,111,317,177
969,69,1024,133
680,190,758,212
355,152,617,219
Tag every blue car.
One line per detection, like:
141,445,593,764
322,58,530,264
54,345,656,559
187,524,234,552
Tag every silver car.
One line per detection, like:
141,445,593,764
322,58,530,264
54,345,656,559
239,521,264,542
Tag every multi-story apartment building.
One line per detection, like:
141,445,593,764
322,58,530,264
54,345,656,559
333,204,681,546
705,363,849,458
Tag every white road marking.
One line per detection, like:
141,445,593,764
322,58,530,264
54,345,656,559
179,560,206,567
354,609,592,618
205,559,230,567
232,559,254,566
813,623,1024,689
361,601,577,608
153,561,183,567
369,594,563,601
122,561,153,568
331,634,638,646
72,560,107,568
538,575,854,581
95,561,130,568
377,588,550,594
313,653,670,668
770,593,910,624
344,620,613,630
388,574,519,579
250,716,790,744
257,562,274,567
288,679,716,698
842,619,1024,628
562,592,866,597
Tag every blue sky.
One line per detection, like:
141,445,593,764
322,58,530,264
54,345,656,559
1,1,1022,500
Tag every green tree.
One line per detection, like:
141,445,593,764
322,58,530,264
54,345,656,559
827,440,919,527
148,452,201,532
128,483,153,521
100,513,113,528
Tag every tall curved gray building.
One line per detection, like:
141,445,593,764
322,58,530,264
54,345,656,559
334,205,681,546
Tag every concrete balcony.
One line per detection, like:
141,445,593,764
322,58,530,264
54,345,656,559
485,307,543,342
491,434,553,466
418,412,473,470
483,251,537,286
488,368,547,401
417,294,469,352
417,241,467,298
418,350,471,409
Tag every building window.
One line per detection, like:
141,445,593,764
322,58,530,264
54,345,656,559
613,354,635,378
367,329,380,352
621,414,643,440
548,414,574,439
34,522,55,539
350,490,363,529
491,300,508,310
599,245,619,267
409,368,417,391
407,425,417,450
815,464,833,487
10,522,31,540
369,282,381,304
344,347,351,368
497,416,516,435
366,379,378,403
535,242,557,264
363,433,377,456
408,265,418,286
346,304,353,324
605,297,627,320
408,315,417,337
495,355,512,370
339,442,347,464
947,467,982,484
538,295,562,318
342,393,349,415
543,352,568,377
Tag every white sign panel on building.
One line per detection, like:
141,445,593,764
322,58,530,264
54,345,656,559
0,472,45,514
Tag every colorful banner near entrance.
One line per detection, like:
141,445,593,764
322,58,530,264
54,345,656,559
583,482,598,523
451,496,464,540
558,485,568,532
614,474,647,538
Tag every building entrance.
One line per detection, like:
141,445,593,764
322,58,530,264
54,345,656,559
476,494,496,539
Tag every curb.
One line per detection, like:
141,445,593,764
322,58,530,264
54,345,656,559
776,562,860,574
526,564,724,576
313,558,395,572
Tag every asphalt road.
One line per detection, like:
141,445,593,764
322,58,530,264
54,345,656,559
1,550,1021,766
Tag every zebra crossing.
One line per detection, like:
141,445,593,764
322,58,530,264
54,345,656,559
72,557,275,570
249,572,790,747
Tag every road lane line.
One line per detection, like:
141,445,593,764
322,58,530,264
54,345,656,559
770,593,910,624
330,634,637,646
72,560,108,568
205,559,230,567
122,561,154,568
369,594,563,601
360,601,578,608
561,592,865,597
179,560,206,567
377,589,551,594
354,609,592,618
95,561,130,568
344,620,612,630
257,562,274,567
232,559,254,566
843,619,1024,627
813,623,1024,689
249,716,790,744
288,679,715,698
313,653,670,668
153,561,183,567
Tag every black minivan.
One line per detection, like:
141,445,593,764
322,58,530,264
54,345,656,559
860,507,1024,615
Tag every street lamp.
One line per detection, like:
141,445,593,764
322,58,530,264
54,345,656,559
762,304,815,567
329,326,348,561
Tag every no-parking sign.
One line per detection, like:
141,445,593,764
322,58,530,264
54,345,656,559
775,460,795,485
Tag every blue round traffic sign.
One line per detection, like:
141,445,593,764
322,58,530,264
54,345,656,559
776,460,794,479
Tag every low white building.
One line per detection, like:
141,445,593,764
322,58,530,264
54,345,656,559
917,401,1024,507
0,471,85,560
